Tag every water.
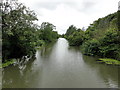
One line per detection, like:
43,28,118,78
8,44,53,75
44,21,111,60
2,38,119,88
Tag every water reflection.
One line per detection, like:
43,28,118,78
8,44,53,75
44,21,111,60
3,59,34,88
83,55,118,88
2,38,119,88
0,69,2,89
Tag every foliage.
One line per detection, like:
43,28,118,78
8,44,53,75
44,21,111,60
2,1,38,62
2,0,59,63
65,11,120,61
83,12,120,60
99,29,120,60
98,58,120,65
40,22,59,43
81,39,100,56
67,29,85,46
0,59,16,68
65,25,85,46
65,25,77,36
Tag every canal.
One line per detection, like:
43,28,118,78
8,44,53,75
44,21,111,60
2,38,118,88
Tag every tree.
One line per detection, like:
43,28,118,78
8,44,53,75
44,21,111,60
2,0,38,62
40,22,58,43
65,25,77,36
67,29,85,46
2,0,59,64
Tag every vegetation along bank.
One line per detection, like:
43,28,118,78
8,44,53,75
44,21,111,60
64,11,120,65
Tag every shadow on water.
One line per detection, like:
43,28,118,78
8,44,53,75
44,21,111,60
40,41,57,57
2,58,35,88
2,41,57,88
0,63,1,89
68,45,119,88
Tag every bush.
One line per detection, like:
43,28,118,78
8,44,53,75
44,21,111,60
99,30,120,60
66,29,85,46
81,39,100,56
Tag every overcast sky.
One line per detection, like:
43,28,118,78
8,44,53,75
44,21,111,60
19,0,119,34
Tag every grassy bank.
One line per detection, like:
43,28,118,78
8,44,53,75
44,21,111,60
98,58,120,65
0,59,16,68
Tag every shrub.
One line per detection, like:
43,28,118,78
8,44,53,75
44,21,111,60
81,39,100,56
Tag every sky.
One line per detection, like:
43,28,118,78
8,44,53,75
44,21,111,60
19,0,119,34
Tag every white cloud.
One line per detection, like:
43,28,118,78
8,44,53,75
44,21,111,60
19,0,119,34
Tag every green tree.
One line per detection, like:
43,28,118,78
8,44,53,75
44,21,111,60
2,0,38,62
99,30,120,60
40,22,58,43
67,29,85,46
2,0,59,65
65,25,77,36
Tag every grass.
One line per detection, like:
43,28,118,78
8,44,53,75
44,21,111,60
0,59,16,68
98,58,120,65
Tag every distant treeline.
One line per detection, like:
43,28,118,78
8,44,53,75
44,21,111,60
2,0,59,63
64,11,120,60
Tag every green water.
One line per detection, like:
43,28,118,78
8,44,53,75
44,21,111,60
2,38,119,88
